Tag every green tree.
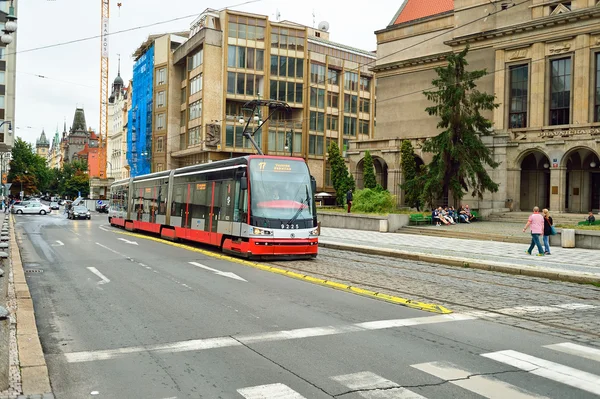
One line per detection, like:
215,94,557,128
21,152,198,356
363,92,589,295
420,46,499,206
60,160,89,198
362,150,377,189
400,140,421,208
328,142,355,205
8,138,51,196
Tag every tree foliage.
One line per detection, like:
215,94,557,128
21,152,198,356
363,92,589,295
8,138,50,196
399,140,422,207
59,160,89,198
362,150,377,189
328,141,355,205
418,46,500,206
353,188,395,214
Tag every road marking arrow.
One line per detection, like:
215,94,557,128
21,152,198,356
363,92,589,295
118,238,138,245
52,240,64,247
189,261,247,282
87,267,110,285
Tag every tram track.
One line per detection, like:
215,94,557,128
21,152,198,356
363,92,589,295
271,248,600,339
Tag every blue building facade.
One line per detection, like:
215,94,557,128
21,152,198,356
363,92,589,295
127,45,154,177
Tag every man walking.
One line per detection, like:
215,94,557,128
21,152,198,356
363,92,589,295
523,206,545,256
346,189,353,213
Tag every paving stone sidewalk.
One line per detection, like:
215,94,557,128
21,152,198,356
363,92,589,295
319,227,600,277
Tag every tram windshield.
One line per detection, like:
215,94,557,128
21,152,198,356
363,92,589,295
249,158,314,226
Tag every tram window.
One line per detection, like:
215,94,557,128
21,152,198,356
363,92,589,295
158,182,168,215
190,182,209,220
172,184,186,217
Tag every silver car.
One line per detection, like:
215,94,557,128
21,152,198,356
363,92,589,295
12,202,50,215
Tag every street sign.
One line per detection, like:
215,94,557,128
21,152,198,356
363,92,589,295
97,200,103,205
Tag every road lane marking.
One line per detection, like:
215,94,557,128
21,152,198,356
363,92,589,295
63,313,474,363
118,237,138,245
412,361,546,398
96,226,451,314
238,383,306,399
51,240,64,247
544,343,600,363
481,350,600,396
331,371,426,398
189,261,247,282
87,267,110,285
95,242,125,256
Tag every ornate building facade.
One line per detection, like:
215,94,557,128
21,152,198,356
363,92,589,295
35,129,49,158
350,0,600,213
108,64,129,180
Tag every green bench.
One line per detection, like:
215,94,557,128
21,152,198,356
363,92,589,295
409,214,432,225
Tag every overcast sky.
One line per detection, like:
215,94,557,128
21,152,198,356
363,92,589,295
14,0,400,147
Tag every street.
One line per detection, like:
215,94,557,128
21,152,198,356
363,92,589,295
14,211,600,398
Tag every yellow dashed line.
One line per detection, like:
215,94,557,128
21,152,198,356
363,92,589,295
102,226,452,314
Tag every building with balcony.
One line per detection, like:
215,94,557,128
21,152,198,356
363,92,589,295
167,9,376,190
0,0,17,152
354,0,600,213
108,65,129,180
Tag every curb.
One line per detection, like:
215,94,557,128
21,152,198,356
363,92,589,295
9,215,52,396
318,241,600,285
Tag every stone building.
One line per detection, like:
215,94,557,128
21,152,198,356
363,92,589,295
47,127,61,169
35,129,49,158
163,8,376,190
351,0,600,213
107,62,129,180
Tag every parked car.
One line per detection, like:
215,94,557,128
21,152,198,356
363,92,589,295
68,205,91,220
50,201,60,210
12,202,50,215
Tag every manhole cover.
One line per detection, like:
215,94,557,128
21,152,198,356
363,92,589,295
25,269,43,273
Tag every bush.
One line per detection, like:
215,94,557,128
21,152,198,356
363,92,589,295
352,188,396,214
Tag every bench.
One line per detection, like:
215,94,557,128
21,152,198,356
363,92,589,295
409,214,432,226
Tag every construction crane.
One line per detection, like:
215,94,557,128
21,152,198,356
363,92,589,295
98,0,110,181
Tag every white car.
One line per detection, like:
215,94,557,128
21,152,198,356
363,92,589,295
12,202,50,215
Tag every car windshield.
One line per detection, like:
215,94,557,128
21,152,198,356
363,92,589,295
249,158,314,221
73,206,88,212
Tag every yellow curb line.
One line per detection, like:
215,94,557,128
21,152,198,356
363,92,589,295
101,226,452,314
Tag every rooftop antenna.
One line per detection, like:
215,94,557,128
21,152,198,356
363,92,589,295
275,8,280,21
312,9,315,28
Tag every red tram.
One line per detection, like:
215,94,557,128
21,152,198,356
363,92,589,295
108,155,319,259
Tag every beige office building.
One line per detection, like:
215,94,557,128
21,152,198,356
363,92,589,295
166,9,376,190
352,0,600,213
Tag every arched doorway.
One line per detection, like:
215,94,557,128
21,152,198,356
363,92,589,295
563,148,600,212
356,156,389,190
520,152,550,211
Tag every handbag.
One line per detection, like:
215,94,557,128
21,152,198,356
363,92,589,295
550,225,557,236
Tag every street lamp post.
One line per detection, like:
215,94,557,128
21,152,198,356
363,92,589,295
0,0,17,45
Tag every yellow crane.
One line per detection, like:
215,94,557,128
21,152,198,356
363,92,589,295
98,0,110,180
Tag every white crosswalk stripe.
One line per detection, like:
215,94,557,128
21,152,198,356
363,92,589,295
482,350,600,396
544,342,600,363
411,361,546,398
237,383,306,399
331,371,427,398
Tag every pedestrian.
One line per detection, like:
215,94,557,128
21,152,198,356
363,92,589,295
523,206,545,256
542,208,553,255
586,211,596,225
346,189,353,213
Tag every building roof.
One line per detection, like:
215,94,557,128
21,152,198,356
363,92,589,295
36,129,49,147
308,36,376,59
71,107,87,132
390,0,454,26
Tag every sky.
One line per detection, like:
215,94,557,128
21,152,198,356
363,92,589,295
14,0,401,147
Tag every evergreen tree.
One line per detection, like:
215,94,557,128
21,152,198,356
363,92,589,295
328,142,355,205
420,46,499,206
399,140,421,208
362,150,377,189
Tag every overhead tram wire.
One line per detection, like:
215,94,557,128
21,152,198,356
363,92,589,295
4,0,262,58
283,0,530,105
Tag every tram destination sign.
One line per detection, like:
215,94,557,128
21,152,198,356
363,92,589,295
538,128,600,138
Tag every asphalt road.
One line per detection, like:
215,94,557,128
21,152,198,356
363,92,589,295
15,211,600,399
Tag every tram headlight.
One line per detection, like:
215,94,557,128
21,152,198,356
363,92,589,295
252,227,272,235
309,228,319,236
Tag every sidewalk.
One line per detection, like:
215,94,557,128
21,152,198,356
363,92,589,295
318,227,600,284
